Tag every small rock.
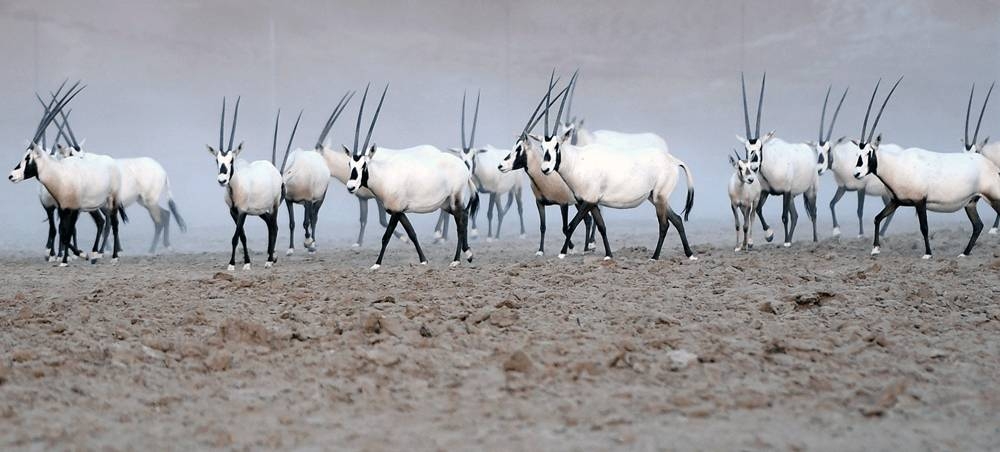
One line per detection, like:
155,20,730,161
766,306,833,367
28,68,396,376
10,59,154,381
758,301,776,314
862,379,908,417
489,307,519,328
361,313,382,335
113,327,128,340
204,350,232,372
467,306,494,325
50,324,67,334
503,350,533,373
419,324,433,338
141,336,174,353
667,349,698,371
16,307,32,321
364,347,401,367
11,349,35,362
212,272,234,282
79,307,91,323
378,315,405,338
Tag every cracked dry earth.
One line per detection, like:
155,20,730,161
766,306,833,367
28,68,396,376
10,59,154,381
1,229,999,450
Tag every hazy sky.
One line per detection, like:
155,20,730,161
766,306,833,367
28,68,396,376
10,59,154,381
1,1,998,251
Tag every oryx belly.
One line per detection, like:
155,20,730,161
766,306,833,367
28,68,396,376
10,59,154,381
283,151,331,203
368,147,469,213
760,140,817,195
117,157,168,207
38,185,56,208
476,146,521,193
878,149,985,211
561,146,670,207
228,160,282,215
592,130,668,152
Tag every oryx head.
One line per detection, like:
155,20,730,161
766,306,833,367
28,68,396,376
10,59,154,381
729,148,757,185
9,81,84,183
344,83,388,194
206,96,244,187
532,71,575,175
735,72,772,171
809,85,848,175
852,77,903,179
449,90,485,173
962,82,993,153
499,73,563,173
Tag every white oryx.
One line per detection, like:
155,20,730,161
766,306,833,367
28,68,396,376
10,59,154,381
276,106,332,256
344,84,477,270
436,91,525,242
737,73,822,247
854,78,1000,258
206,97,282,270
827,138,903,238
962,83,1000,234
535,78,696,261
728,149,761,252
978,139,1000,233
9,82,129,266
53,107,187,254
498,73,598,256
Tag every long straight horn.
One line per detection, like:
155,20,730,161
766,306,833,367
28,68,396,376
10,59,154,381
460,90,467,150
219,97,226,153
544,69,555,137
227,96,240,152
469,90,480,148
819,85,831,142
32,82,84,145
354,83,370,155
52,110,71,148
57,108,79,149
315,90,353,148
556,70,578,129
740,72,752,140
566,71,578,123
528,79,570,134
860,78,881,144
973,81,994,145
32,80,80,144
524,76,561,136
272,109,281,165
755,72,766,139
868,76,903,143
826,87,849,142
965,83,975,146
361,84,388,154
280,110,303,173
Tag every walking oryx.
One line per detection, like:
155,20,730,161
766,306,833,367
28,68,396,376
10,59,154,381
729,149,762,252
436,91,524,242
498,72,598,256
277,106,334,256
344,84,477,270
535,77,696,260
9,82,130,266
206,97,283,270
962,83,1000,234
854,78,1000,258
737,73,822,247
53,105,187,254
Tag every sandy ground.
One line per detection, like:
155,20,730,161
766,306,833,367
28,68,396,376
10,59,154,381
1,221,1000,451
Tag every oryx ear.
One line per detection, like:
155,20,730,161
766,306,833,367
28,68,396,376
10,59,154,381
872,134,882,147
835,136,847,144
476,148,488,154
528,134,542,143
57,144,73,157
366,144,377,158
233,142,244,156
729,155,737,168
447,147,462,155
560,126,573,143
342,145,351,156
806,140,816,147
761,131,775,144
983,136,990,146
735,135,748,145
850,139,859,147
29,142,45,157
206,145,218,156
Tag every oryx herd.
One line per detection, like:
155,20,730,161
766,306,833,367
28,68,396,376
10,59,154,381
8,71,1000,270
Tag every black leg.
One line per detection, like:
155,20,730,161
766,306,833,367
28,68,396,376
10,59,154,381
89,210,105,262
57,208,77,266
109,207,121,260
97,209,111,254
781,192,792,245
961,201,983,256
857,189,866,236
731,204,741,250
264,208,278,265
148,205,163,254
228,207,240,268
872,200,899,253
561,204,575,251
161,206,172,250
558,203,595,257
879,196,895,237
804,192,818,242
376,198,404,240
590,206,612,259
286,199,296,252
397,213,427,264
374,213,401,268
309,196,323,252
44,206,57,259
486,193,496,239
915,201,932,258
993,212,1000,233
237,213,250,266
496,191,514,239
665,206,694,258
653,203,671,260
829,186,845,234
536,201,547,255
582,208,594,252
756,192,773,241
302,202,312,247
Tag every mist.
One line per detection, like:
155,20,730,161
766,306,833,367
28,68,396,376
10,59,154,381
2,0,998,253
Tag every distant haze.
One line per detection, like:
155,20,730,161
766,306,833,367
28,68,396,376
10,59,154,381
1,1,998,252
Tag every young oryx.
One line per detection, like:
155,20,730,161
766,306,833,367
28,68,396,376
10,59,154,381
206,97,283,270
9,83,130,266
536,78,696,261
963,83,1000,234
437,91,524,242
344,84,477,270
854,78,1000,258
737,73,822,247
276,107,331,256
729,149,761,252
313,92,406,247
498,74,598,256
54,107,187,254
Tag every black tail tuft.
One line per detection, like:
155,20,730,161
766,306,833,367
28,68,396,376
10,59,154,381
468,191,480,218
168,199,187,232
683,185,694,221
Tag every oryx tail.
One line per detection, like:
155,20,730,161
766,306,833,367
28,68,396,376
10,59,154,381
677,158,694,221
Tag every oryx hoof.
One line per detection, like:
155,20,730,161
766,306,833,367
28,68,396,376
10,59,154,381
603,256,612,261
58,262,68,267
48,256,58,263
535,250,544,257
734,247,742,252
420,261,428,265
486,237,494,243
870,246,880,256
227,264,236,271
449,260,459,268
465,249,473,262
307,247,317,254
782,242,791,248
957,253,967,258
369,263,381,271
304,238,314,247
688,255,699,261
242,263,251,270
352,242,361,248
921,254,932,260
989,227,998,235
286,248,294,256
264,261,273,268
831,227,841,237
520,234,527,239
764,229,774,242
111,258,119,265
856,234,864,239
557,253,566,259
747,241,754,250
90,252,103,260
433,230,442,239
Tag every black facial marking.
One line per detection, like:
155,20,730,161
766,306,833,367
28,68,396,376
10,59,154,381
219,163,228,175
553,144,562,172
856,155,863,168
359,164,369,188
867,151,878,175
350,167,358,181
512,146,527,170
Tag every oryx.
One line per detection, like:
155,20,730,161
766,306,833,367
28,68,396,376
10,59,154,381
344,84,477,270
737,73,822,247
728,149,762,252
962,83,1000,234
854,78,1000,258
277,106,331,256
206,97,283,270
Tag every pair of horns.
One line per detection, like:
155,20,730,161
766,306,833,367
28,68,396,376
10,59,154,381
315,91,354,149
522,70,572,139
740,72,765,141
542,69,578,138
460,90,480,150
274,109,303,173
34,91,74,151
965,81,994,148
860,76,903,146
31,80,84,147
351,83,388,156
218,96,241,154
819,85,848,144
